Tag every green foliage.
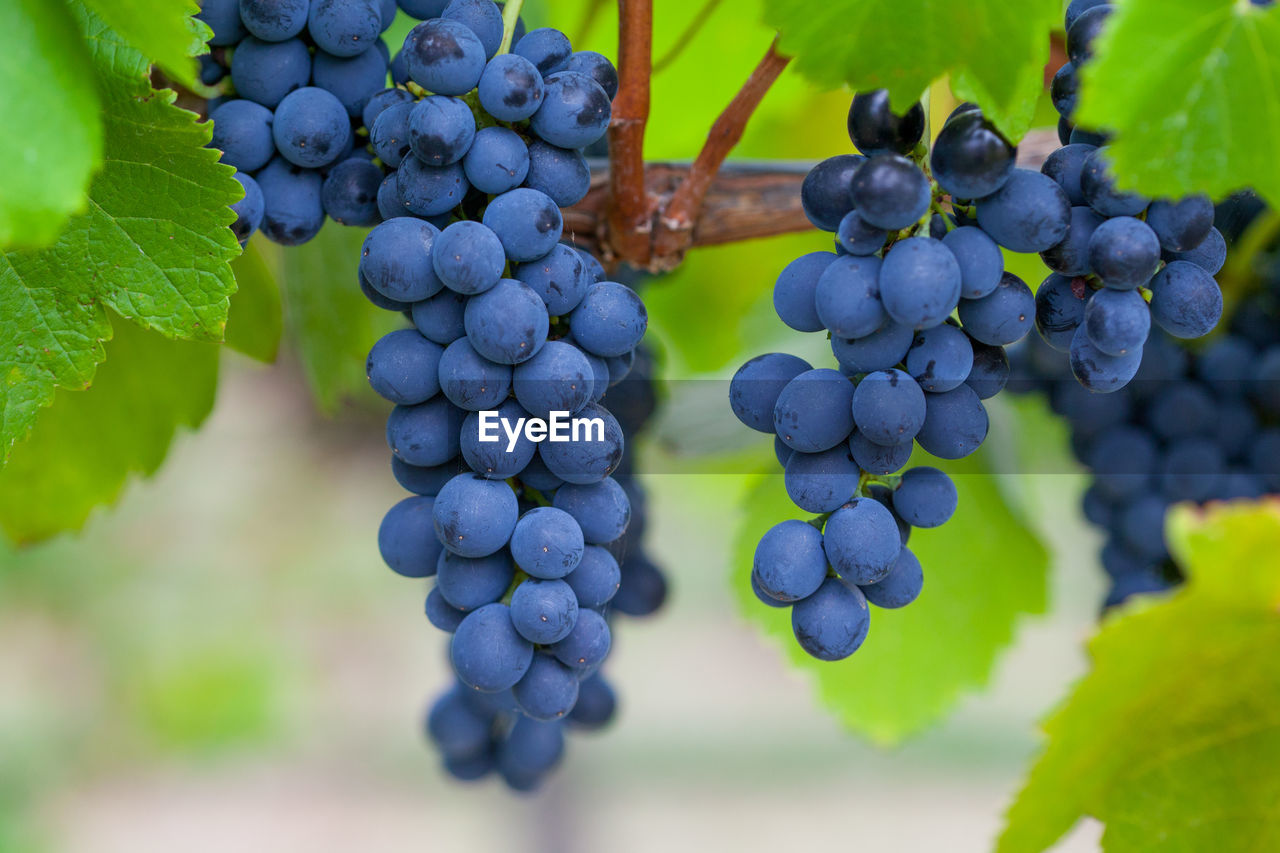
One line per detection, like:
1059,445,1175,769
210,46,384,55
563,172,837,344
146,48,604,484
280,225,401,412
226,238,284,363
79,0,208,89
731,451,1048,744
1076,0,1280,205
0,320,219,544
0,4,240,462
0,0,103,249
999,500,1280,853
763,0,1059,141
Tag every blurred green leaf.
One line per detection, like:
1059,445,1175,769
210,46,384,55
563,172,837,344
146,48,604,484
1075,0,1280,206
732,449,1048,744
280,225,400,412
1000,501,1280,853
0,319,219,544
0,3,239,460
0,0,103,250
226,236,284,363
763,0,1059,141
80,0,208,89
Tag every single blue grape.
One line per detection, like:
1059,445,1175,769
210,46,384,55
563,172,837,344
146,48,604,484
451,603,534,691
965,340,1010,400
941,226,1004,299
531,72,613,149
613,554,668,617
929,109,1015,200
230,37,311,108
426,687,490,757
199,0,246,45
552,478,630,545
406,18,487,95
859,547,923,609
511,340,594,418
850,368,926,447
790,577,870,661
363,88,414,131
892,466,957,528
412,288,468,345
437,549,515,610
442,0,504,57
784,445,861,513
1051,61,1078,117
1069,325,1142,392
438,337,513,410
774,368,856,452
498,717,564,784
848,430,912,475
1088,216,1161,290
1149,261,1222,339
434,473,519,557
1084,288,1150,357
360,216,443,302
1041,143,1097,206
957,271,1035,346
513,653,580,721
915,384,989,458
566,51,619,100
1145,196,1214,252
464,279,549,365
408,96,477,167
509,506,585,579
460,399,538,478
308,0,382,56
831,320,914,375
550,607,610,674
569,282,647,357
814,254,885,338
879,237,962,330
753,520,828,602
823,497,902,584
426,586,467,632
1066,4,1112,64
568,673,615,729
1164,227,1226,275
905,324,974,393
398,156,469,217
1035,272,1088,351
432,220,506,295
846,89,925,156
371,101,414,168
513,27,572,75
729,353,812,432
562,545,621,608
477,53,546,122
510,578,579,644
515,244,590,316
482,188,564,262
774,252,835,332
367,328,443,404
210,100,275,173
386,396,464,466
524,141,591,207
256,158,325,245
378,496,442,577
835,210,888,256
848,154,931,230
976,169,1071,253
321,157,383,226
538,403,624,485
463,126,530,194
800,155,863,231
392,455,458,496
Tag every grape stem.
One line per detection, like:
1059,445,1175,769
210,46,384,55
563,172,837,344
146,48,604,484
607,0,656,266
497,0,526,55
650,39,791,263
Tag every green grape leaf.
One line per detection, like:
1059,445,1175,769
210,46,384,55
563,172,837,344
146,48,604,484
0,3,240,460
80,0,208,89
732,450,1048,744
279,225,401,412
999,500,1280,853
0,0,104,249
762,0,1060,141
1075,0,1280,205
226,237,284,363
0,319,219,544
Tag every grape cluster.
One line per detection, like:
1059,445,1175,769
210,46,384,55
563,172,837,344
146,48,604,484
730,92,1038,660
349,10,658,790
1038,0,1226,391
199,0,406,244
1012,201,1280,608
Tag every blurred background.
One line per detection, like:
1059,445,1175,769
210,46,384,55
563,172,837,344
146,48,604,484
0,1,1104,850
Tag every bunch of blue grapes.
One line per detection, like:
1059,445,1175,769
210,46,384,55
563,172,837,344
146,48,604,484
1012,200,1280,608
350,11,658,791
729,92,1042,660
199,0,412,244
1037,0,1226,391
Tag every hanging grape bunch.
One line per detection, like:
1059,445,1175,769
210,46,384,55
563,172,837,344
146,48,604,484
1038,0,1226,391
729,91,1031,661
